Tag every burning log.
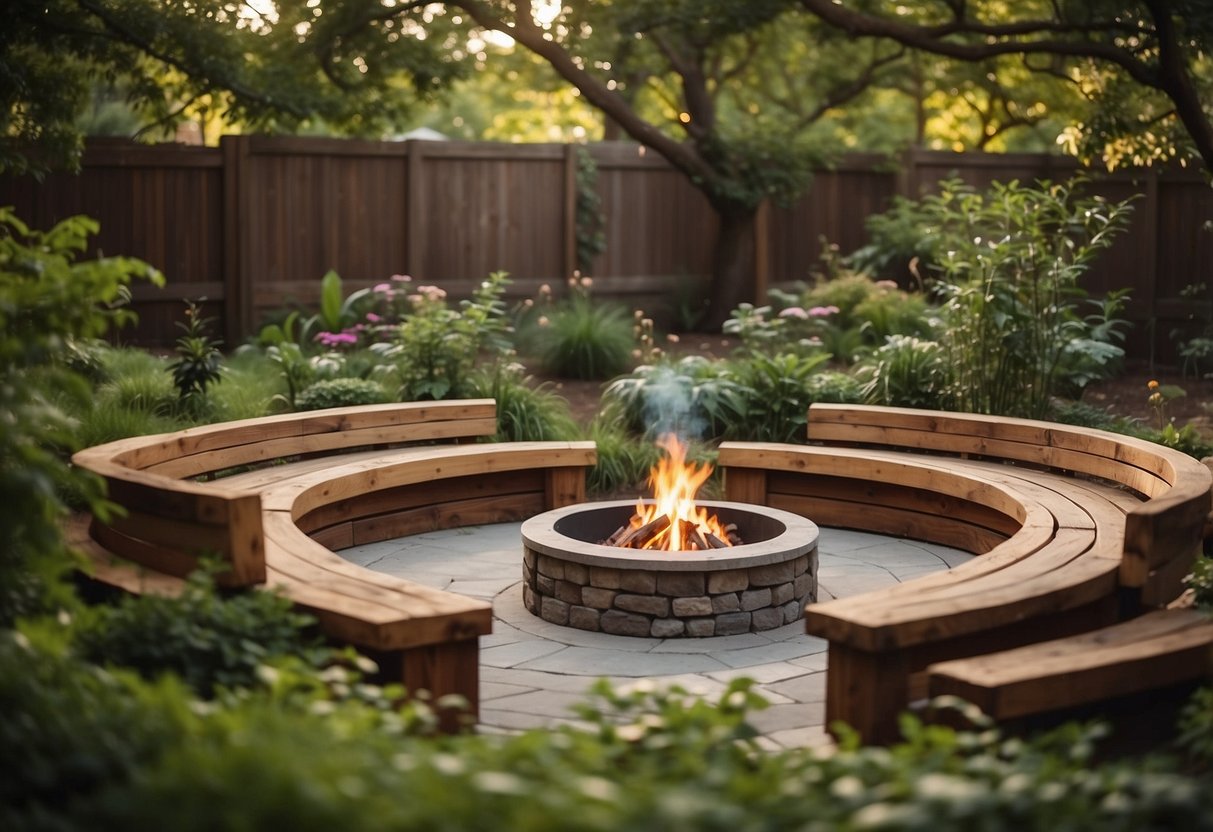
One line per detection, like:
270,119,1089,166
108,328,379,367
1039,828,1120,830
705,532,730,549
612,514,671,549
681,519,710,552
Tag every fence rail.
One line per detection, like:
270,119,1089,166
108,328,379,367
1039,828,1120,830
1,137,1208,362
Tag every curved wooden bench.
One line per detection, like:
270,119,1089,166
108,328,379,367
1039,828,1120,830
71,400,597,728
718,404,1212,744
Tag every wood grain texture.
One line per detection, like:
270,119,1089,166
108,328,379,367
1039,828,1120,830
927,608,1213,719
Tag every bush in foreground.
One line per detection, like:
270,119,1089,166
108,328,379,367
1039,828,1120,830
4,625,1212,832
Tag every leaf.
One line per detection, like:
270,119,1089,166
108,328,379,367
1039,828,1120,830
319,270,343,331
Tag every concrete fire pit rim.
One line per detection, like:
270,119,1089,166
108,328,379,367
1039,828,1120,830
521,499,819,571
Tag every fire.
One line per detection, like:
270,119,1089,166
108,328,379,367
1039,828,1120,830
626,434,734,551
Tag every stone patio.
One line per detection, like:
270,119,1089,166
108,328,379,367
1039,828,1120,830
341,523,972,750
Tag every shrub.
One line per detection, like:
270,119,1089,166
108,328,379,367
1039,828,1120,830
928,178,1135,418
6,625,1213,832
856,335,947,409
586,419,662,496
719,351,833,443
467,364,580,442
391,272,512,401
602,355,738,441
73,567,323,698
295,378,388,412
0,632,189,828
0,208,161,624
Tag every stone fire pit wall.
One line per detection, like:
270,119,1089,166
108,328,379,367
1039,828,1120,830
521,501,818,638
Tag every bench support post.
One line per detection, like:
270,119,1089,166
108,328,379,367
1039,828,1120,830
377,637,482,733
545,466,587,509
825,643,911,746
724,467,768,505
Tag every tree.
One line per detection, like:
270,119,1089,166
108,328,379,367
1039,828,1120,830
1,0,463,175
443,0,915,327
797,0,1213,172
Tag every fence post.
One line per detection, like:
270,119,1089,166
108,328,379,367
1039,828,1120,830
406,140,426,278
221,135,253,345
563,144,578,278
754,198,770,305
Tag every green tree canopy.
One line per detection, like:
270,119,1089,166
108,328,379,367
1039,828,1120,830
797,0,1213,171
1,0,464,175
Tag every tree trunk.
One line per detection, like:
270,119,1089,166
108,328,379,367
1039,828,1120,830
701,205,760,331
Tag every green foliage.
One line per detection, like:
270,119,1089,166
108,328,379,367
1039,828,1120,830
2,0,466,175
1189,555,1213,611
295,378,388,412
167,299,223,415
856,335,947,409
0,631,190,829
603,355,739,441
266,342,314,411
1171,283,1213,379
575,149,607,273
534,280,635,381
73,567,322,699
390,272,512,401
586,419,662,496
719,351,834,443
8,629,1213,832
0,208,161,624
467,364,580,442
736,268,934,367
1178,686,1213,768
849,192,940,280
206,349,278,421
927,178,1135,418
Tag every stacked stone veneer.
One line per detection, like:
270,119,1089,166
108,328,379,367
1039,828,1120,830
522,548,817,638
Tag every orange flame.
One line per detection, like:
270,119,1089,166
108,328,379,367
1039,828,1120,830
628,434,733,551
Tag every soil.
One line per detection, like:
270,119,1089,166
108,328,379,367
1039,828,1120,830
528,338,1213,438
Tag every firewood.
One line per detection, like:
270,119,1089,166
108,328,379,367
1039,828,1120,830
602,525,628,546
687,525,710,552
615,514,670,548
705,532,730,549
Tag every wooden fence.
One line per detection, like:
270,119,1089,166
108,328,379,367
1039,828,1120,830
1,137,1208,362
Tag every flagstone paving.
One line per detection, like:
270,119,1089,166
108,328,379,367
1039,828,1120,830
342,523,972,750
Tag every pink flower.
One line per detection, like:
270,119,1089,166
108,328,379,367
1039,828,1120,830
374,283,393,294
779,306,809,319
365,312,382,323
416,285,447,301
808,305,839,317
391,274,412,283
875,280,899,290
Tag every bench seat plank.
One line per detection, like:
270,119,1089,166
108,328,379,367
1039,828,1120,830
262,512,492,651
927,607,1213,720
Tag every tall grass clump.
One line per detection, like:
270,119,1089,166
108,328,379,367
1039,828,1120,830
529,276,635,381
586,419,661,496
469,364,580,442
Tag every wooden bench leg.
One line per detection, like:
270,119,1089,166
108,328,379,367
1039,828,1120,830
378,637,481,733
825,642,911,746
724,467,768,505
545,467,587,509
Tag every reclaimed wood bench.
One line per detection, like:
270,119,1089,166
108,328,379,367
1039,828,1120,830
718,404,1212,744
71,399,597,728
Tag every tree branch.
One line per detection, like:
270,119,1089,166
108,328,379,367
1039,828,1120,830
798,0,1213,169
452,0,716,183
70,0,311,118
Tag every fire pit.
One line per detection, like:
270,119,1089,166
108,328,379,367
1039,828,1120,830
521,499,818,637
